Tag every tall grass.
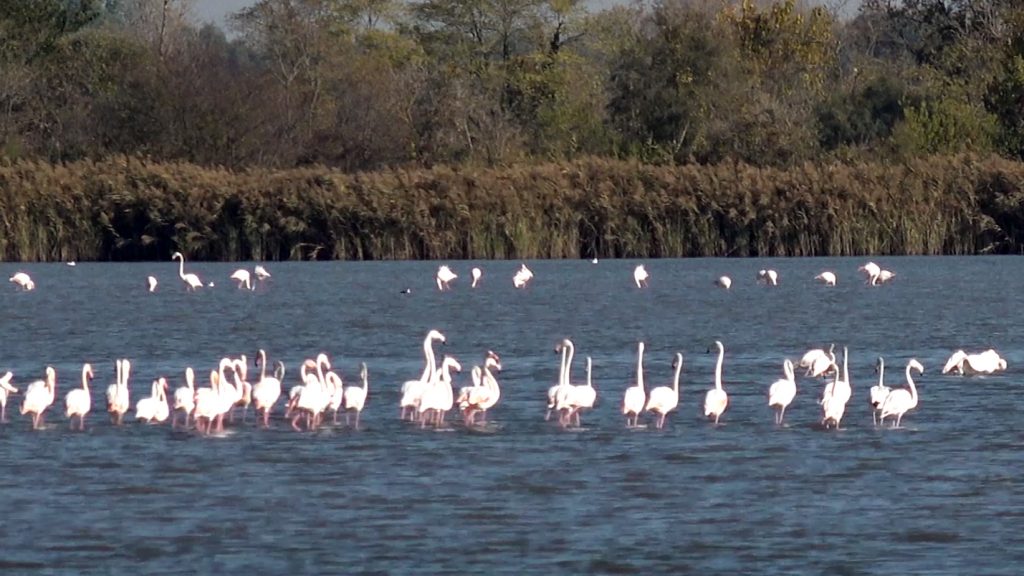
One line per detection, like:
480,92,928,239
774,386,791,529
0,154,1021,261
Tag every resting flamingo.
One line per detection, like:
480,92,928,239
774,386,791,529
9,272,34,291
757,269,779,286
171,252,203,291
622,342,647,427
230,269,254,290
147,275,158,292
768,359,797,425
645,352,683,429
879,359,923,428
715,276,732,290
21,366,56,430
704,341,729,424
942,349,1007,375
815,271,837,286
634,265,649,288
65,363,94,431
0,372,17,422
471,267,482,288
171,367,196,429
869,357,891,425
436,265,457,290
343,362,369,428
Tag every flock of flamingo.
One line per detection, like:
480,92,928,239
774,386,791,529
0,325,1006,434
0,254,1005,434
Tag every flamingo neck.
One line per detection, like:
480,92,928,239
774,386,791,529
636,344,645,391
81,368,90,392
714,345,724,390
842,348,849,384
878,360,884,388
672,357,682,393
421,337,436,383
177,255,186,280
558,345,569,388
259,351,267,382
585,358,592,389
564,341,575,386
906,366,918,403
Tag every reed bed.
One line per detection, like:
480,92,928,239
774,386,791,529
0,155,1021,261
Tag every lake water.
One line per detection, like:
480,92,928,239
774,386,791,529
1,257,1022,574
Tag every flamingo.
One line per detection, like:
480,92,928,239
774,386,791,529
135,378,169,423
418,355,460,427
757,269,779,286
292,353,331,431
645,352,683,429
436,265,457,290
9,272,34,291
555,347,596,427
147,275,158,292
21,366,56,429
171,252,203,291
546,339,572,421
815,271,837,286
343,362,369,429
253,350,284,427
634,265,649,288
400,330,445,420
106,359,131,425
858,261,881,283
230,269,254,290
0,372,17,422
876,269,896,284
513,263,533,288
622,342,647,427
457,351,501,426
869,357,891,426
193,370,222,435
704,341,729,424
715,276,732,290
821,347,851,429
799,344,836,378
254,265,271,281
233,357,253,422
767,359,797,425
65,363,94,430
879,359,924,428
326,370,345,425
471,267,482,288
942,349,1007,375
172,367,196,429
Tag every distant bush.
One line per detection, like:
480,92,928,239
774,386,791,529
0,154,1021,262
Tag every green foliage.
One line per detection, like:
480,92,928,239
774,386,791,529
892,97,997,157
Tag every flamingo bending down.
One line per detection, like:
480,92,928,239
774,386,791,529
21,367,56,429
9,272,34,291
513,264,533,288
704,341,729,424
634,265,649,288
172,367,196,429
815,271,837,286
65,363,94,430
147,276,158,292
436,265,457,290
646,353,683,429
171,252,203,291
757,269,779,286
800,344,836,378
622,342,647,427
768,359,797,425
254,265,271,281
821,347,851,429
879,359,924,428
230,269,254,290
869,357,891,425
343,363,369,428
942,349,1007,375
0,372,18,422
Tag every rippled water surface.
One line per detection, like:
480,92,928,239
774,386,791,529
2,257,1023,574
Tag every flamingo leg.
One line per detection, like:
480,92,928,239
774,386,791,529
354,411,360,430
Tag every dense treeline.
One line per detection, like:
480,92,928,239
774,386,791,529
2,1,1024,261
2,0,1024,170
1,155,1022,262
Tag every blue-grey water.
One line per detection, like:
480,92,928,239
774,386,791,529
1,257,1022,574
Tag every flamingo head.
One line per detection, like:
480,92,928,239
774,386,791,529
998,359,1008,370
427,329,446,344
909,359,925,374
